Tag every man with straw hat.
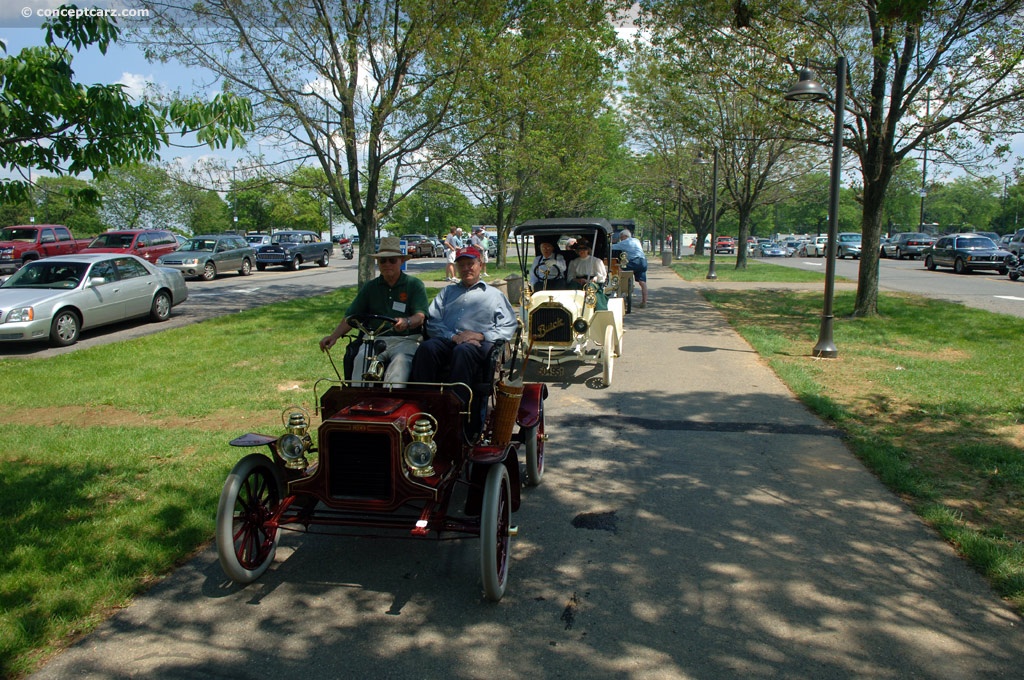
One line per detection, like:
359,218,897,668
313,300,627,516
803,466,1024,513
319,236,428,385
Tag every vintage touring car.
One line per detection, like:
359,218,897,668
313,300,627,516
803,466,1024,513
217,314,546,601
512,218,626,386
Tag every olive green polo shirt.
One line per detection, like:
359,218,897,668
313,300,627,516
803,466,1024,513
345,272,428,336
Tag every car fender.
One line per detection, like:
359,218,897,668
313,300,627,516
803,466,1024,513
466,445,522,512
516,383,548,428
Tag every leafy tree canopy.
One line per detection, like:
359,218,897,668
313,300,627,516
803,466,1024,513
0,4,252,205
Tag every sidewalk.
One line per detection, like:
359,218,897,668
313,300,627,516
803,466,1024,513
29,256,1024,680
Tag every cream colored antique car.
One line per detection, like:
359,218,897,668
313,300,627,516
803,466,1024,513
512,218,625,386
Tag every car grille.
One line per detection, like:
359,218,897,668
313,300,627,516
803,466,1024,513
161,258,185,265
256,253,286,261
323,429,393,500
530,305,573,344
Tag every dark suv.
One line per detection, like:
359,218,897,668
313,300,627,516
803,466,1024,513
85,229,180,263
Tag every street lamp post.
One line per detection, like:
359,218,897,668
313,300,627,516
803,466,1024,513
697,149,719,279
675,177,682,258
785,57,847,359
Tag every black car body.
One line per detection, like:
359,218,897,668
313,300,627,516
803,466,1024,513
923,234,1012,274
255,230,332,271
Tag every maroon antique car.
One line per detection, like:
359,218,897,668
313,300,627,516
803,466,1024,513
216,315,546,601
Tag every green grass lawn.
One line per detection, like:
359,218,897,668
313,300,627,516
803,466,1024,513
695,284,1024,612
3,257,1024,676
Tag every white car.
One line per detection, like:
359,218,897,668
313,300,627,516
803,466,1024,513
0,253,188,347
801,235,829,257
512,218,625,386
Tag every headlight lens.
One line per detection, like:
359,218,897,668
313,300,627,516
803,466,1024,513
572,317,588,334
404,440,437,478
277,433,309,469
404,441,436,470
6,306,34,323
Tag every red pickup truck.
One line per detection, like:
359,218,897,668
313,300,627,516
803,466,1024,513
0,224,94,274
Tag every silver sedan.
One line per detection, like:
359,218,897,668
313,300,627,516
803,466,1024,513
0,254,188,347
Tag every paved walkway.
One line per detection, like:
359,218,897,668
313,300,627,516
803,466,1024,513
29,257,1023,679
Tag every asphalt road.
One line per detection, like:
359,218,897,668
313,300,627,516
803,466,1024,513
7,249,1021,362
28,263,1023,680
0,252,366,359
758,251,1024,317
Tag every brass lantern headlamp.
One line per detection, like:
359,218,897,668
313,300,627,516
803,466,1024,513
278,406,312,470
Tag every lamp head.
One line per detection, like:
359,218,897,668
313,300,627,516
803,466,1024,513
785,67,830,102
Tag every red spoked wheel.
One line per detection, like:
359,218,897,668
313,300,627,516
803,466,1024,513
524,408,545,487
480,463,511,601
216,453,284,584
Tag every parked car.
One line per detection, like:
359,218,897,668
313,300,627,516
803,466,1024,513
157,233,255,280
783,239,805,257
922,234,1012,274
836,232,862,259
0,224,94,275
401,234,437,258
255,230,332,270
1007,228,1024,256
715,237,736,254
759,241,788,257
84,229,180,264
245,233,272,247
217,315,545,601
1000,234,1014,250
426,237,446,258
882,232,935,259
800,235,829,257
0,253,187,347
878,236,892,256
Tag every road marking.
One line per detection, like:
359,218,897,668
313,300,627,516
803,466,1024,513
994,295,1024,302
186,288,263,297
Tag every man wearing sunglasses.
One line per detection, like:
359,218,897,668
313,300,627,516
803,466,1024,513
320,236,428,385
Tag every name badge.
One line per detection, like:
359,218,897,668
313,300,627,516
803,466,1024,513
392,301,407,313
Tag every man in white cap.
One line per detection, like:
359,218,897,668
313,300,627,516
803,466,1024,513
410,245,517,435
320,236,428,385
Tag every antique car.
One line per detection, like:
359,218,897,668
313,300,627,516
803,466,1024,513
255,230,332,271
217,315,546,601
511,218,625,386
0,253,187,346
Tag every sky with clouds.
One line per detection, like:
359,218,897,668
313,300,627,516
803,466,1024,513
2,1,1020,188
